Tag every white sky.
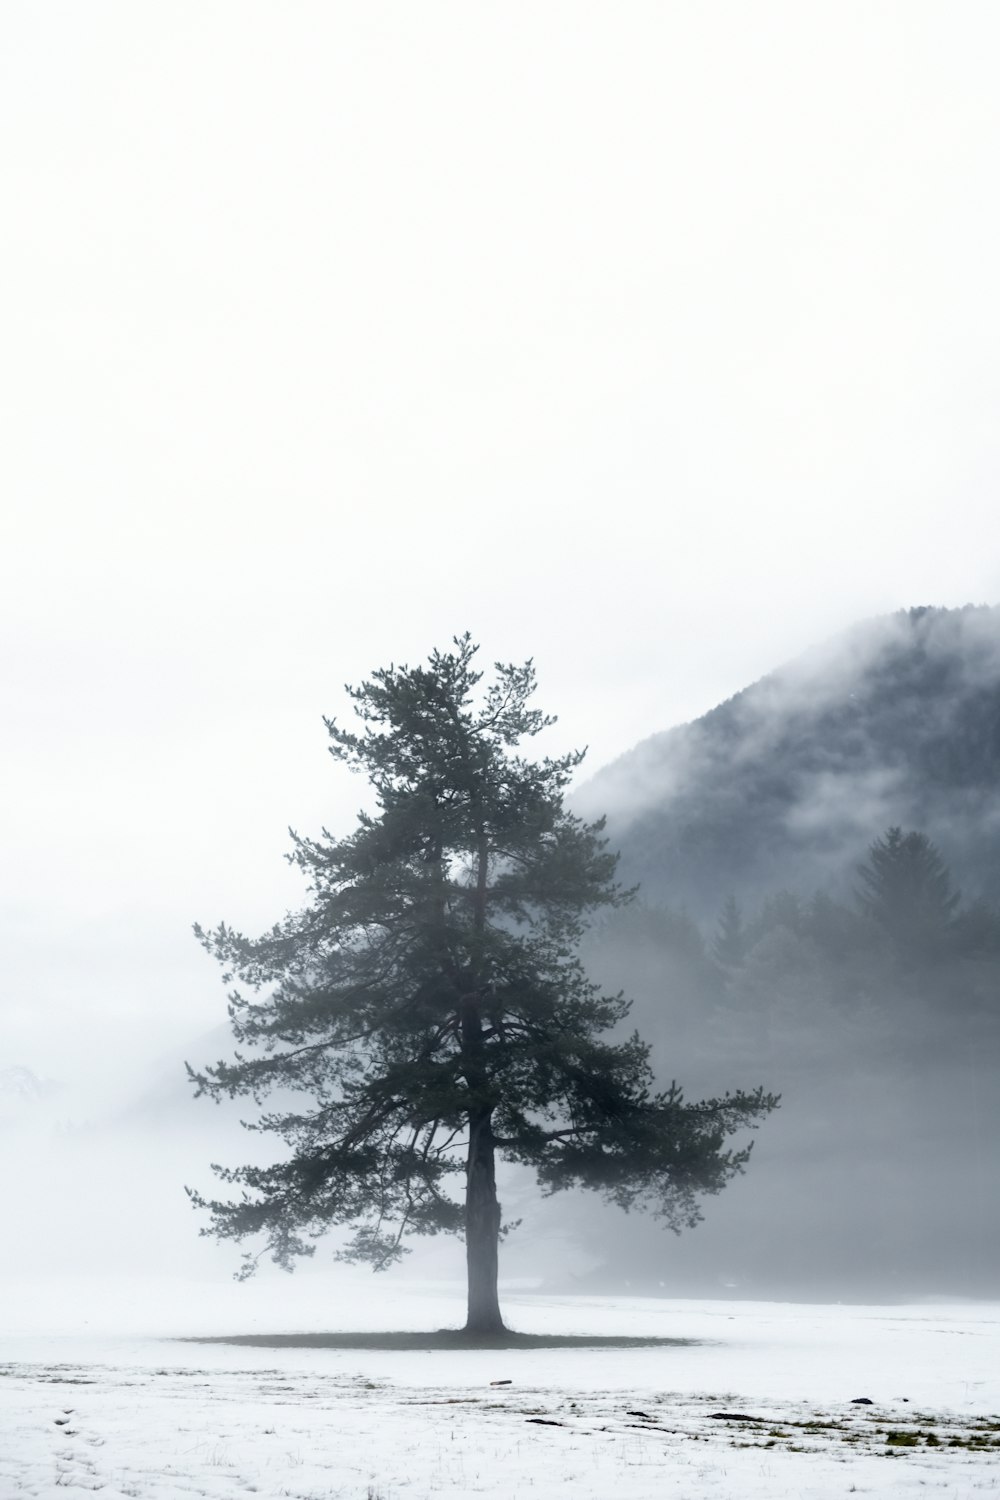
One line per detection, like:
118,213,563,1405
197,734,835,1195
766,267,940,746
3,2,1000,1079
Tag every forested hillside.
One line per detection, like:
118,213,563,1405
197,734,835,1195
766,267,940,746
577,606,1000,916
562,607,1000,1298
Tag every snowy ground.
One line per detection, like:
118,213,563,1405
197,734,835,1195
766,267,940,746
2,1273,998,1498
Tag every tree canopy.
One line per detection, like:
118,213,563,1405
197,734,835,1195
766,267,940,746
856,826,960,959
187,637,777,1332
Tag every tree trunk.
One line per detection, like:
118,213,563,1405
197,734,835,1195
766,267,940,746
462,817,505,1339
464,1108,505,1333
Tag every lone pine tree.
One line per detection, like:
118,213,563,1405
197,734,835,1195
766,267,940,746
187,637,777,1334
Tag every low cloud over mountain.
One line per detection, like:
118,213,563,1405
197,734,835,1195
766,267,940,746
579,606,1000,916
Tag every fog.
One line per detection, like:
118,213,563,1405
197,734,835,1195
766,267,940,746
4,5,1000,1318
0,1045,586,1292
5,598,999,1305
575,901,999,1301
4,850,996,1303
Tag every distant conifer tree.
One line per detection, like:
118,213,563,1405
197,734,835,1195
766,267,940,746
856,827,960,960
712,895,748,968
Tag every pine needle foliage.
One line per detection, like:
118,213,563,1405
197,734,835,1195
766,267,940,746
186,637,777,1329
856,826,961,960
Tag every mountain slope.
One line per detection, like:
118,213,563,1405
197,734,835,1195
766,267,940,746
578,605,1000,916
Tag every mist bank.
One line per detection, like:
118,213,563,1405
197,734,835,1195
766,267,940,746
570,824,1000,1301
3,859,995,1302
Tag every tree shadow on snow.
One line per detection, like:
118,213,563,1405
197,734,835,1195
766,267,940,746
181,1330,698,1351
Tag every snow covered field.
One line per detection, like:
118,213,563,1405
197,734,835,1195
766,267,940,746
2,1274,998,1499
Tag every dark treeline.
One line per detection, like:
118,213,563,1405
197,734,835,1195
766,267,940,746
570,827,1000,1300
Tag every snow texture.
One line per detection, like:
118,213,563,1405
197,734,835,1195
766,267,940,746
1,1274,998,1498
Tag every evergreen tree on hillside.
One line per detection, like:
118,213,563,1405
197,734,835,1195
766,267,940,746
187,637,777,1334
712,895,748,968
856,827,960,960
